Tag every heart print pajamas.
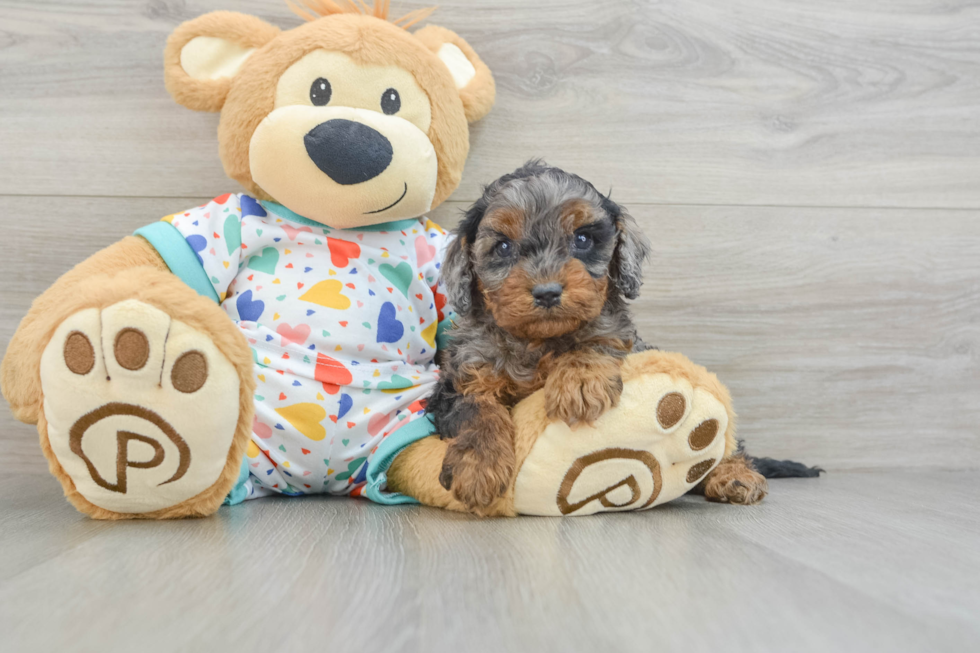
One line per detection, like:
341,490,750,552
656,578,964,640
136,193,453,505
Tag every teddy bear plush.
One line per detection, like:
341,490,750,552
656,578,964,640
0,1,762,519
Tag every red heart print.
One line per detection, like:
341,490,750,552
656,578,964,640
315,353,353,385
327,237,360,267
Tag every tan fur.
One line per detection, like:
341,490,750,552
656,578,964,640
4,5,497,519
164,12,282,113
699,453,768,505
287,0,437,30
621,350,738,458
484,207,525,242
185,13,487,210
413,25,496,123
543,350,623,425
440,395,516,515
27,264,256,520
560,199,596,231
387,437,517,516
164,8,494,211
482,259,609,341
457,364,520,403
1,237,169,424
389,349,739,515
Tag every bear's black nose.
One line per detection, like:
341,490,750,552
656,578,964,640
304,119,393,185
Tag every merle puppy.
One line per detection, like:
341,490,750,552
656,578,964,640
429,162,784,513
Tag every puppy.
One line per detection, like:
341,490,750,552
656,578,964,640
429,161,767,513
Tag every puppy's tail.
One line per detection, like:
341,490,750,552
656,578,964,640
740,441,824,479
748,456,824,478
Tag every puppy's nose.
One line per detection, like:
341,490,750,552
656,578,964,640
532,283,563,308
304,119,393,185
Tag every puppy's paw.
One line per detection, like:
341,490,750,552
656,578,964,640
703,465,768,505
440,436,515,515
545,364,623,426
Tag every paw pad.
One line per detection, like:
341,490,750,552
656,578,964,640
656,392,685,429
688,419,718,451
113,328,150,371
172,351,208,394
39,300,241,514
64,331,95,375
513,370,729,516
686,458,716,484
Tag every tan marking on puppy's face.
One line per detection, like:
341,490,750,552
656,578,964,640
560,199,596,231
483,207,525,242
480,258,608,341
472,194,614,340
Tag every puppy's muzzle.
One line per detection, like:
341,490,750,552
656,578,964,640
304,119,393,185
532,282,563,308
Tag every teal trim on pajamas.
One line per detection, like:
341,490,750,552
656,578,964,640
134,221,220,304
364,414,439,505
436,314,456,351
137,220,240,503
259,200,419,233
223,457,251,506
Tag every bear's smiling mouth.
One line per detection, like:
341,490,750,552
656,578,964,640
364,182,409,215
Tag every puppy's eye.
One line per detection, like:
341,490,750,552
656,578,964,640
494,240,514,258
381,88,401,115
573,232,594,251
310,78,332,106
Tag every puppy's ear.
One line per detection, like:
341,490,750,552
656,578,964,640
442,235,475,317
443,198,489,317
164,12,280,112
605,198,650,299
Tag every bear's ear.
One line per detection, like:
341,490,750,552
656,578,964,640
164,11,280,113
413,25,496,123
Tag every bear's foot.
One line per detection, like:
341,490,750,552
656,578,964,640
39,299,246,519
511,351,733,516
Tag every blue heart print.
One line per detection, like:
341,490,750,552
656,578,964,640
240,195,267,218
376,302,404,343
337,394,353,420
185,234,207,265
353,461,369,484
236,289,265,322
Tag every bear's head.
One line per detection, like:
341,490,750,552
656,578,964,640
164,1,495,228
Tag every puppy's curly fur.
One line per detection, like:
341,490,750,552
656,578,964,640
429,161,793,513
428,161,655,512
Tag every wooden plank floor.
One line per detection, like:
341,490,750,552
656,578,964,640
0,0,978,650
1,471,977,652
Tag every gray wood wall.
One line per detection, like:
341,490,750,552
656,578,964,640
1,0,977,474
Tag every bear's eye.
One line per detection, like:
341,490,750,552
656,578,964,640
310,78,332,106
381,88,401,115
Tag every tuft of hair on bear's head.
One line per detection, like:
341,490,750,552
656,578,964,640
287,0,437,29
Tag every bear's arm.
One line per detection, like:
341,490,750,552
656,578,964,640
0,236,168,424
